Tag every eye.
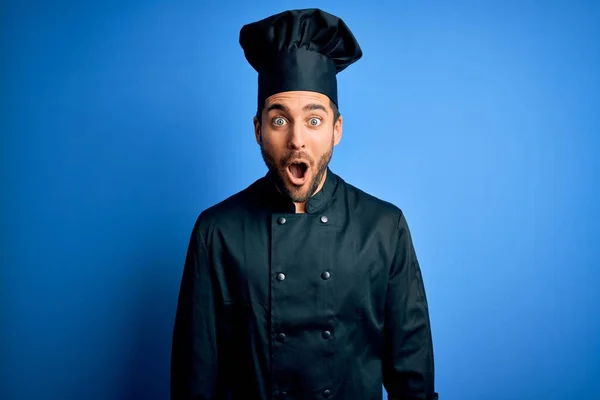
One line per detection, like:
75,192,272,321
308,117,322,126
272,117,287,126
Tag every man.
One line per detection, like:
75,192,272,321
170,8,439,400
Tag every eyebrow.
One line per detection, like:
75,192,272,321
266,103,289,114
303,103,328,114
265,103,329,115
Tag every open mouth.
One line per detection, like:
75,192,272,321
287,161,309,185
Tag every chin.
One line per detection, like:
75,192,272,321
281,176,314,203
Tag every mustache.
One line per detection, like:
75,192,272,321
281,152,313,166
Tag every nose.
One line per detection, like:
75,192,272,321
287,121,305,150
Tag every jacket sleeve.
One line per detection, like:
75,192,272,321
170,218,219,400
383,211,439,400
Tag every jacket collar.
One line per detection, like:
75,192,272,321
261,167,339,214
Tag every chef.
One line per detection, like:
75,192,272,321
170,8,439,400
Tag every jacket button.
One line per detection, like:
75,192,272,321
277,217,286,225
276,273,286,281
276,333,286,342
320,215,328,223
321,271,331,280
323,389,331,398
322,330,331,339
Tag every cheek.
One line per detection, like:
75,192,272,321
311,131,334,150
261,136,281,151
262,130,289,149
260,137,284,159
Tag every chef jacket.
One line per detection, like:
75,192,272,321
170,168,439,400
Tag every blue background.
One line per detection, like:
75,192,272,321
2,1,599,399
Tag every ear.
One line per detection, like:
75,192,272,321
333,115,343,146
253,115,261,144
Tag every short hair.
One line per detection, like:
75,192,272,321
256,99,341,125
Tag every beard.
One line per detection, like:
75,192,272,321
260,137,334,204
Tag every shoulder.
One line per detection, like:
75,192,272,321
336,174,416,252
337,174,405,225
190,177,264,239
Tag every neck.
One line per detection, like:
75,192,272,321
294,202,307,213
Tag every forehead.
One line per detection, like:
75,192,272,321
264,91,330,110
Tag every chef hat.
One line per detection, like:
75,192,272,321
239,8,362,109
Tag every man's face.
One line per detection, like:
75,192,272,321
254,91,342,204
